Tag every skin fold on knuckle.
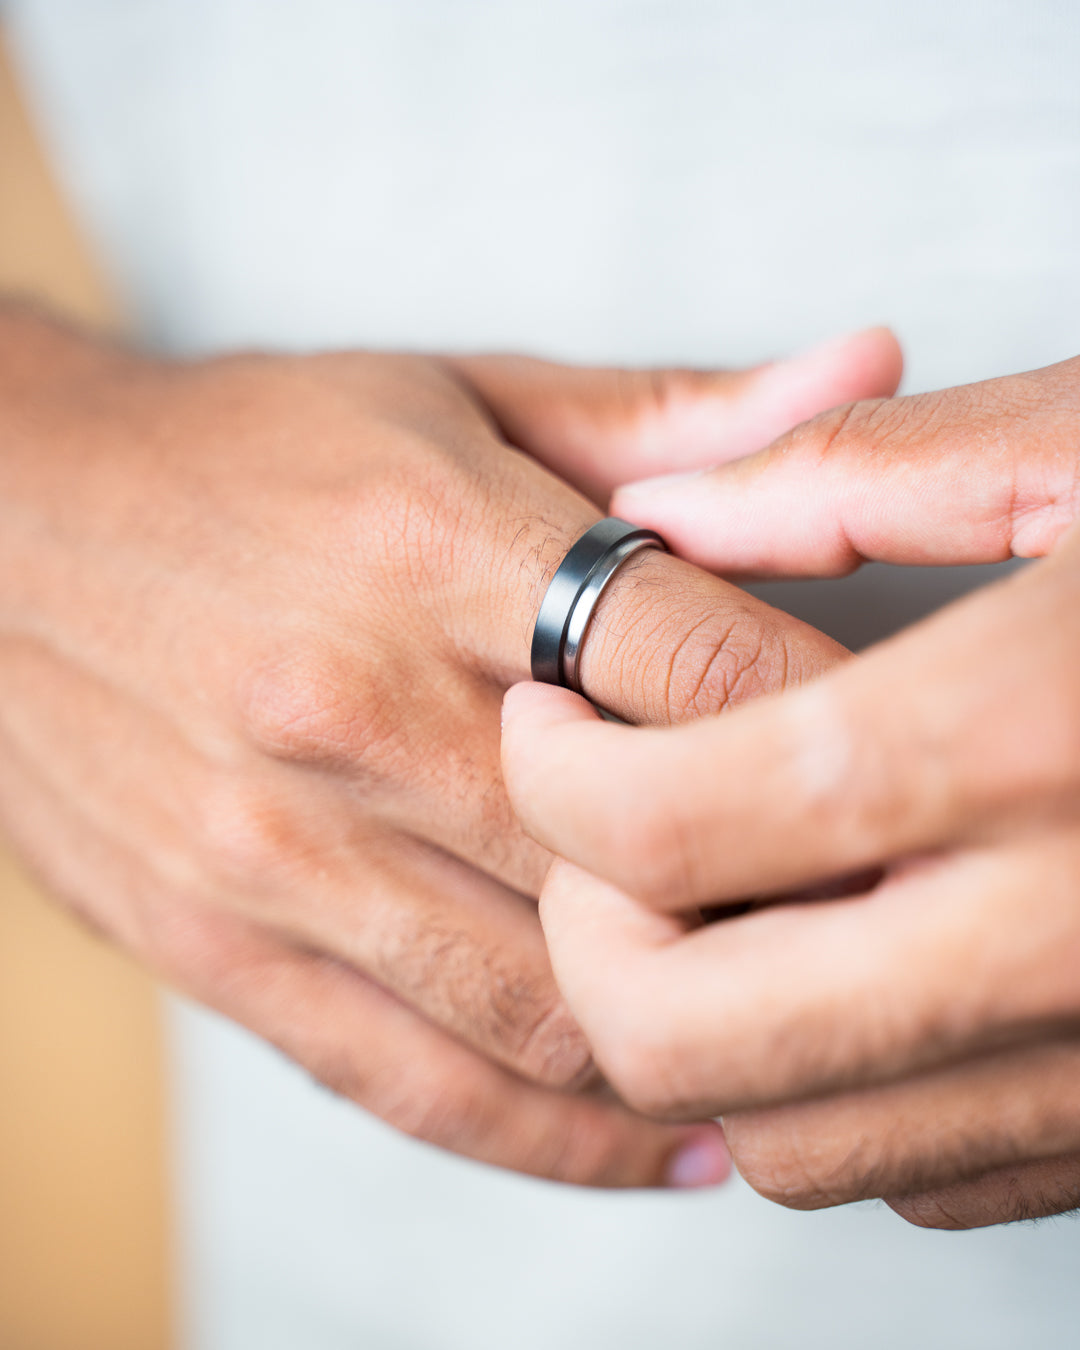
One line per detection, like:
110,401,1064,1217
779,678,916,873
371,1075,497,1155
365,1061,615,1183
583,551,844,729
133,890,246,996
799,380,1080,566
582,591,734,726
331,412,490,623
660,609,766,722
784,391,938,513
374,458,472,599
236,647,411,782
555,779,698,909
888,1192,978,1231
672,614,836,717
612,366,720,454
783,398,879,474
829,387,964,468
959,368,1080,560
512,997,597,1090
534,1105,669,1188
194,776,316,897
1010,451,1080,558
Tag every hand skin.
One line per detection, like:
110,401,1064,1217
502,352,1080,1219
0,303,900,1187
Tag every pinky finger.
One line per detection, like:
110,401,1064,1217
155,903,731,1191
0,730,729,1191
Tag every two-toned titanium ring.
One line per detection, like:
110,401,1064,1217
530,518,668,693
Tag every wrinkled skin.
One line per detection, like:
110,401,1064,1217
503,353,1080,1220
0,305,899,1185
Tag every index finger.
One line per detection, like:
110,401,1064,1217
612,356,1080,578
502,545,1079,910
537,841,1080,1119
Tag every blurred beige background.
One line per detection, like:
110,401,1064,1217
0,30,172,1350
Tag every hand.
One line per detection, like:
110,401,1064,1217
0,306,897,1185
502,352,1080,1217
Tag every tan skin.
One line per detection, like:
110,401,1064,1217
502,353,1080,1223
0,304,901,1186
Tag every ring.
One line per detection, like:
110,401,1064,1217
531,518,668,692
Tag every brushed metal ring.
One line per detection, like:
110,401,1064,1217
530,518,668,693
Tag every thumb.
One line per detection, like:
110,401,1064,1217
445,327,902,505
612,355,1080,577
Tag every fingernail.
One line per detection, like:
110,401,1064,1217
665,1126,732,1189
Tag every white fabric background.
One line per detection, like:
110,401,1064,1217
7,1,1080,1345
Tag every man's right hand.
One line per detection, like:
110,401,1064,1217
0,305,898,1184
502,350,1080,1221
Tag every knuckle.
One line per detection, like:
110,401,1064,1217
380,1084,623,1185
595,800,696,908
726,1114,862,1210
741,1158,845,1211
374,1081,474,1148
237,651,404,777
793,389,958,476
512,997,596,1090
301,1036,374,1108
367,1059,532,1165
791,394,912,469
595,1013,689,1120
531,1110,641,1187
362,433,484,598
859,390,944,447
137,898,275,1006
889,1192,974,1231
194,775,313,894
372,1063,598,1182
616,367,708,428
372,918,592,1086
368,460,452,584
588,552,814,730
661,608,776,721
783,682,900,862
786,399,866,467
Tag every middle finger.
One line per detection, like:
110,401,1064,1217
538,838,1080,1117
723,1038,1080,1212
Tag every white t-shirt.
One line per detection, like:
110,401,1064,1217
8,2,1080,1347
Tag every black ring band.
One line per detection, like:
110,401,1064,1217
530,518,668,691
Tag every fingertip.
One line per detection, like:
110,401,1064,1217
501,683,599,756
842,324,904,399
501,683,604,831
501,679,592,728
751,323,904,421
